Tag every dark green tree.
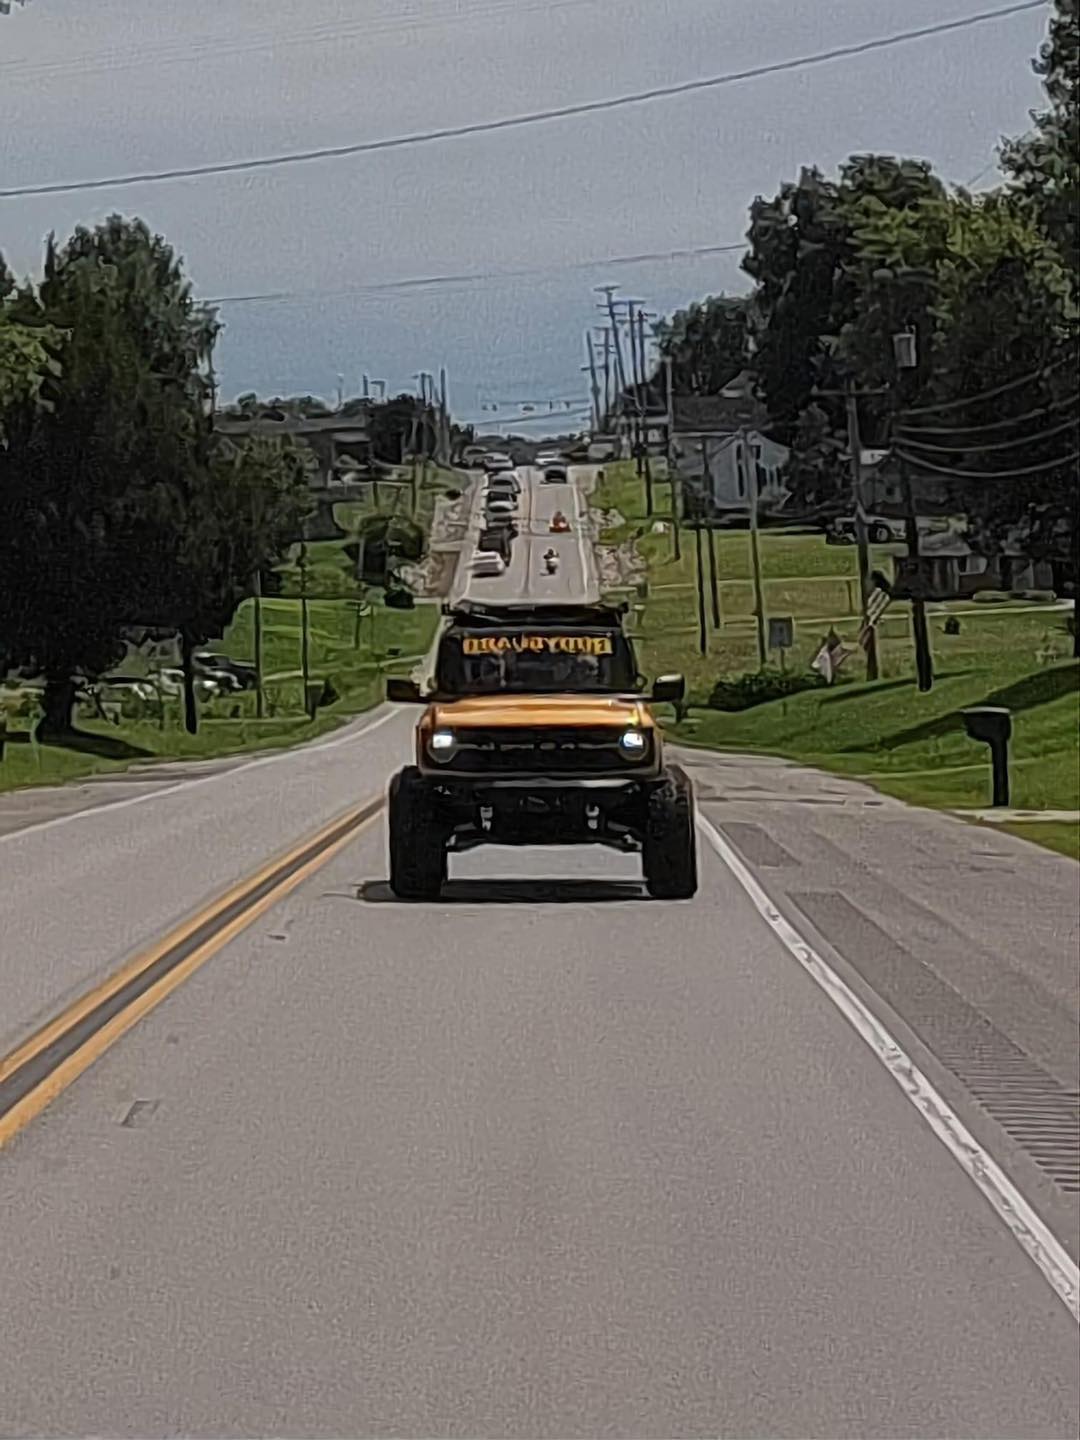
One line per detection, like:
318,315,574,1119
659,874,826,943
0,216,216,734
655,295,749,396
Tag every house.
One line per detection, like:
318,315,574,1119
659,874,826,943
214,410,374,488
891,525,1057,600
669,372,789,520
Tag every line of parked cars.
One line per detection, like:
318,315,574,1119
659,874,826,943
469,458,523,579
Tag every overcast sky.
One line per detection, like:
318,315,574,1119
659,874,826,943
0,0,1050,435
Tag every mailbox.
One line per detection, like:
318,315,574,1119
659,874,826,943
961,706,1012,807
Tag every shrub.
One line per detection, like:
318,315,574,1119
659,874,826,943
707,668,826,712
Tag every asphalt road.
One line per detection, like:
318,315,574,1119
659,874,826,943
450,466,599,606
0,469,1077,1438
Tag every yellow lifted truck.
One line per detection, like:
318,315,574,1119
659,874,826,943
385,602,697,900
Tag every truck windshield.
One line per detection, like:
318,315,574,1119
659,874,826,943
436,628,638,695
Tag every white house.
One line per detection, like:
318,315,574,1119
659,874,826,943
669,373,790,519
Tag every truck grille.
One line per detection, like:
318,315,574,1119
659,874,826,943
438,726,648,775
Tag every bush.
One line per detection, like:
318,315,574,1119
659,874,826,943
707,668,826,712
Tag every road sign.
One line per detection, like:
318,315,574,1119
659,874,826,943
768,616,794,651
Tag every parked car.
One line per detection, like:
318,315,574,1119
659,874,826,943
485,498,518,520
469,548,507,577
193,650,258,689
477,526,514,562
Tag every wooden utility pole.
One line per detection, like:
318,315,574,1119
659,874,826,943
253,567,265,719
585,332,602,431
637,307,654,517
743,430,768,668
665,354,680,561
694,520,708,657
901,454,934,692
700,439,720,626
845,382,880,680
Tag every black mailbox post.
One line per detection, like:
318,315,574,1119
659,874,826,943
961,706,1012,807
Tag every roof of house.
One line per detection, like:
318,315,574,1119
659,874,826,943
671,371,769,434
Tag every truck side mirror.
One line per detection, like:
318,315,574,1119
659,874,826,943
386,677,424,704
652,674,685,704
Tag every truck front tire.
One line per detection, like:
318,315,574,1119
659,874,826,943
642,768,698,899
388,766,447,900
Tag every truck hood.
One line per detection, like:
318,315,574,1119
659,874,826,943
429,693,652,728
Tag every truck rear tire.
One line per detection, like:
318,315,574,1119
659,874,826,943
643,768,698,899
388,766,447,900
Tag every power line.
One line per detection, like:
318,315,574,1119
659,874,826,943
0,0,606,84
896,393,1078,437
203,242,748,308
897,448,1079,480
899,416,1078,455
0,2,1046,200
899,355,1069,418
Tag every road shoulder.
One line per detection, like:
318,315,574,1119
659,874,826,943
678,744,1080,1260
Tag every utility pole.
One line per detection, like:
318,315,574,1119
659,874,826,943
637,307,655,517
845,382,880,681
664,354,680,561
600,327,612,423
253,565,265,720
694,514,708,657
892,328,933,692
299,529,311,715
700,439,720,626
585,332,602,431
440,366,450,465
742,430,768,668
596,286,629,450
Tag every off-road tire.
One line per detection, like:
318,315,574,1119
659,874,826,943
388,766,447,900
642,767,698,899
870,522,893,544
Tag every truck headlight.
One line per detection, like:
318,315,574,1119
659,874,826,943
428,729,458,761
618,728,648,760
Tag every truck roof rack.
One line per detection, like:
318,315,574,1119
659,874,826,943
441,599,629,626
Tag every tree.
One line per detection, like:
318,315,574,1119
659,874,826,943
742,155,946,509
0,216,217,734
151,434,314,732
0,259,63,443
840,187,1078,639
1002,0,1079,295
655,295,749,395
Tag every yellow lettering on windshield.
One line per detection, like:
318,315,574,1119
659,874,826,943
461,634,615,657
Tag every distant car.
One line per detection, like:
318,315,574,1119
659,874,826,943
485,472,520,495
477,526,513,561
543,463,568,483
485,497,518,520
482,452,513,472
469,548,506,577
535,451,562,467
193,651,258,689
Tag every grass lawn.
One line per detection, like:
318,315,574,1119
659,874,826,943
995,821,1080,862
593,464,1079,857
0,483,443,800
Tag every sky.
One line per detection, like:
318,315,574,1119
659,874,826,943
0,0,1052,437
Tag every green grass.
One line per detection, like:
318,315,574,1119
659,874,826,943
593,463,1079,858
0,588,439,798
995,821,1080,862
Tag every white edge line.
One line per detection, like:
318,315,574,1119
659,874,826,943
0,706,403,846
696,811,1080,1324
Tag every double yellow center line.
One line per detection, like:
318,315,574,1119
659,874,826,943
0,796,383,1149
